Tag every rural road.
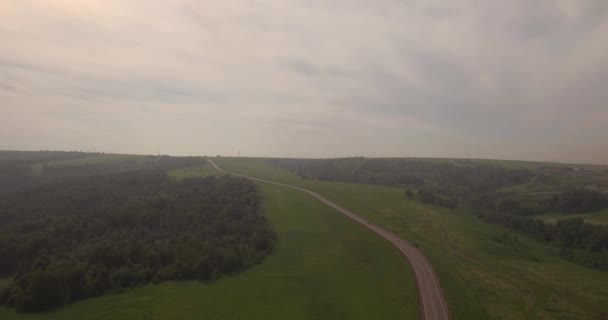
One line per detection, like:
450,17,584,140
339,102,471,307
208,159,451,320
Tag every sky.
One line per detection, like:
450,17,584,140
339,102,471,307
1,0,607,164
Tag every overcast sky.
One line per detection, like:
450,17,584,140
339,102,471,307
1,0,607,163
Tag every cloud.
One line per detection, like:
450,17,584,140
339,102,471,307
0,0,607,163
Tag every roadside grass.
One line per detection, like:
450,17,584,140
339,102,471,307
216,158,608,320
0,161,416,320
30,154,144,176
537,209,608,225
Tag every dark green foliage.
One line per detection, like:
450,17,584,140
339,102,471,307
474,209,546,235
474,200,608,270
0,151,90,194
417,190,459,208
269,158,536,212
0,164,33,195
404,190,414,199
268,158,608,214
269,158,532,196
0,170,275,312
491,232,519,247
499,199,521,213
269,158,608,271
418,190,437,204
38,156,204,181
548,189,608,213
0,151,206,195
0,151,88,163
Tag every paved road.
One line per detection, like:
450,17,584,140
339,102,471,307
208,159,451,320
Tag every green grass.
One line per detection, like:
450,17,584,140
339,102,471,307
167,162,218,180
30,154,143,176
470,159,608,171
307,156,608,171
215,158,608,320
498,178,555,194
0,278,11,290
537,209,608,225
0,160,416,320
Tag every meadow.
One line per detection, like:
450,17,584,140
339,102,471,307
215,158,608,320
0,161,417,319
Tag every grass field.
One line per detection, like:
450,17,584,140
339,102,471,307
0,160,417,320
538,209,608,225
167,163,220,180
285,156,608,171
0,278,10,290
30,153,143,176
471,159,608,171
215,158,608,320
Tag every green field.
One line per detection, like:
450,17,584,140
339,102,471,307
307,156,608,172
215,158,608,320
30,153,143,176
538,209,608,225
0,278,10,290
0,161,417,320
167,163,220,180
470,158,608,171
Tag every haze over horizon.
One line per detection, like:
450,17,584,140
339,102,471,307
1,1,607,164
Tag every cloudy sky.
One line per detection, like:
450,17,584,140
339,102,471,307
1,0,607,163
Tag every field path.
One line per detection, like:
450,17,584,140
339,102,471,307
208,159,451,320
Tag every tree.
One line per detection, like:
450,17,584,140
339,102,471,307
418,190,437,204
405,190,414,199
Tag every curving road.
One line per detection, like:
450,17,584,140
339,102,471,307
208,159,451,320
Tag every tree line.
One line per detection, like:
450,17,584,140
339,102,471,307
472,195,608,270
268,157,532,196
408,190,459,209
0,169,275,312
0,151,205,195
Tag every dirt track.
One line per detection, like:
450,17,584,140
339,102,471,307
208,159,451,320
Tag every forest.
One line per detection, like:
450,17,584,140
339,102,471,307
0,153,276,312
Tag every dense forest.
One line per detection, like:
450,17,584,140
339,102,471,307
269,158,608,270
0,153,276,312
